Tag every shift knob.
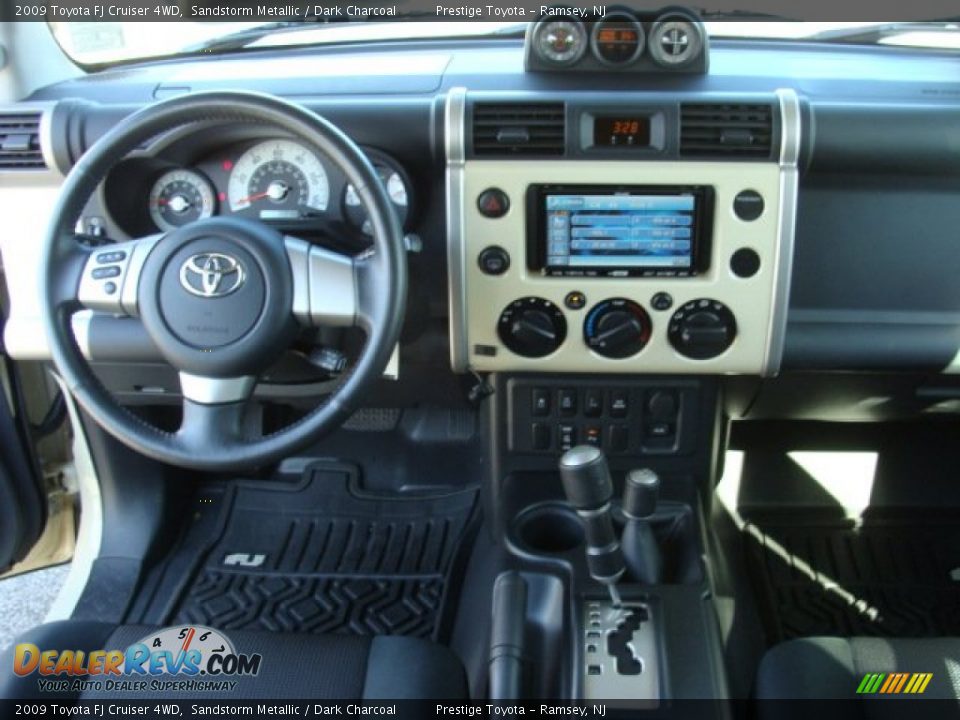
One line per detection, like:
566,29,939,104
621,468,662,585
559,445,614,510
623,468,660,519
559,446,626,598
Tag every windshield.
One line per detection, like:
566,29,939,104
50,20,960,68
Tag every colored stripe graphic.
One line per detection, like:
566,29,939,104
858,672,933,694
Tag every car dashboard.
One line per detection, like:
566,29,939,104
2,25,960,397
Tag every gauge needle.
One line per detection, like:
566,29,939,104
234,190,270,206
237,182,291,207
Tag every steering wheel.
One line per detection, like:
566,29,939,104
40,91,407,471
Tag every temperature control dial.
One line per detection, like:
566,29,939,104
584,299,652,359
498,297,567,358
668,299,737,359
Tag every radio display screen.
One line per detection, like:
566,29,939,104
529,185,712,277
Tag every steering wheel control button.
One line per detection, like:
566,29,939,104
91,265,121,280
584,298,652,359
103,282,117,295
651,292,674,311
478,246,510,275
564,291,587,310
734,190,765,221
731,248,762,278
498,297,567,358
668,298,738,360
96,250,126,264
477,188,510,219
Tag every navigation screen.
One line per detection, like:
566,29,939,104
545,193,696,270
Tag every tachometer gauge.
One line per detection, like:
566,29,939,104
533,19,588,66
343,163,410,236
148,169,215,232
227,140,329,220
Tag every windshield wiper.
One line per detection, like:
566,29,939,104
808,21,960,44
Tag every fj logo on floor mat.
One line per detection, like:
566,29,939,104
223,553,266,567
857,673,933,694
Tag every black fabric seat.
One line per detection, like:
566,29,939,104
756,636,960,718
1,621,468,700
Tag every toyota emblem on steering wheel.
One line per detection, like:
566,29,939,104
179,252,246,298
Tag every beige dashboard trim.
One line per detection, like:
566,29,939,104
446,89,799,376
764,88,801,375
445,87,470,372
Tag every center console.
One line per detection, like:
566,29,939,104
481,373,727,707
448,85,801,709
445,87,800,376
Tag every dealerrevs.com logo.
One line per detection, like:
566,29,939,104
12,625,263,693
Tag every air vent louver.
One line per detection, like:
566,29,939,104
0,112,46,170
680,103,774,159
472,102,565,157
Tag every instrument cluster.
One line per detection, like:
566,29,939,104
104,138,413,246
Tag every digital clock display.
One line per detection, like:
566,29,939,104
594,116,651,147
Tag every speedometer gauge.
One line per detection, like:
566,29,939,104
148,169,215,232
227,140,329,220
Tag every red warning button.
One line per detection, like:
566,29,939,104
477,188,510,219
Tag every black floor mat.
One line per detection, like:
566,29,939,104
743,516,960,642
152,464,477,642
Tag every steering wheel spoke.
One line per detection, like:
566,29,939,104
177,373,256,449
76,234,163,316
285,235,358,328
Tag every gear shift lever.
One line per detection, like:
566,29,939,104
559,445,626,606
621,468,663,585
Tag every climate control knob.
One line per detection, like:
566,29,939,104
584,298,652,359
498,297,567,358
668,299,737,359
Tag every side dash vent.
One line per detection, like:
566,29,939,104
680,103,775,159
0,111,46,170
472,102,566,157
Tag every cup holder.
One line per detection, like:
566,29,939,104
513,503,585,555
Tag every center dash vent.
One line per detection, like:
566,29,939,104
680,103,774,159
0,111,46,170
472,102,566,157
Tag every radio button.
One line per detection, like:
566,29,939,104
734,190,765,221
478,246,510,275
731,248,761,278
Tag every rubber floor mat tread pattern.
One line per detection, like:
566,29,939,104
743,518,960,641
170,465,477,641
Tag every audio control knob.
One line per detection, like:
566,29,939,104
498,297,567,358
584,298,651,359
668,299,737,359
